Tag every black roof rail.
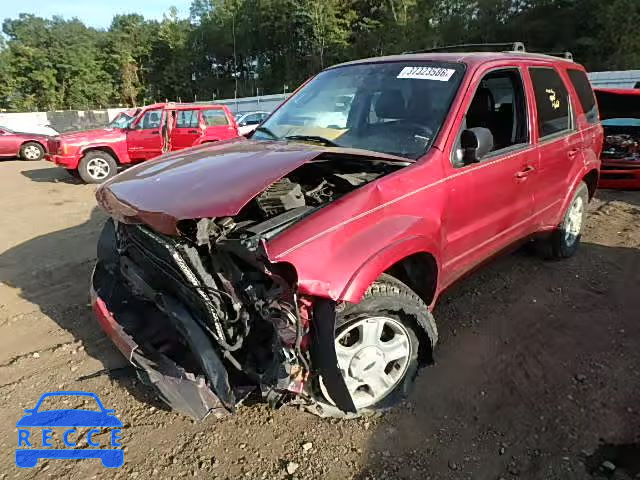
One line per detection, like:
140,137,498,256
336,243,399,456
404,41,526,55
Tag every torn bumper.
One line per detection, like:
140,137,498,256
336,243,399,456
90,280,229,421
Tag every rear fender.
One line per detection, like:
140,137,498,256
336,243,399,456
554,166,600,227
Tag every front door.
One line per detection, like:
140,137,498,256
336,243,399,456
442,67,536,286
171,109,202,151
127,109,165,161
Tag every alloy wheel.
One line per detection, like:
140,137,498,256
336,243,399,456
86,157,111,181
321,316,412,410
564,195,584,246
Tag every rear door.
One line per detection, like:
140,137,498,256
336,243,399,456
201,108,237,141
127,108,165,160
526,67,583,227
170,109,202,150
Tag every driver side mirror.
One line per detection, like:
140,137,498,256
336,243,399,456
460,127,494,164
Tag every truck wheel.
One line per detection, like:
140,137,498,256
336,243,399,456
78,151,117,184
19,142,44,161
317,274,437,415
545,182,589,259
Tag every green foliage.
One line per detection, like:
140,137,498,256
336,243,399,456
0,0,638,112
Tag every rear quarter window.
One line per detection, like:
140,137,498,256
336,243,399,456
202,109,229,126
566,69,598,124
529,67,573,138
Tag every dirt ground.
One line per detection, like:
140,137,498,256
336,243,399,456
1,159,639,480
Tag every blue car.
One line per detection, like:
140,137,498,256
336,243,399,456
15,391,124,468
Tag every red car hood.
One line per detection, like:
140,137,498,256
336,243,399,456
595,88,640,120
96,138,407,235
57,127,124,144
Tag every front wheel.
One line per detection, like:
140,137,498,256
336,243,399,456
20,142,44,161
78,151,117,184
315,274,437,416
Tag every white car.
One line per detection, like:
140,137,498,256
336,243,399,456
235,111,270,136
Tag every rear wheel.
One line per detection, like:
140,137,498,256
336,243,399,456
544,182,589,259
315,274,437,415
78,151,117,184
19,142,44,161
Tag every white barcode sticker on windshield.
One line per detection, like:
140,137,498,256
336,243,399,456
397,66,456,81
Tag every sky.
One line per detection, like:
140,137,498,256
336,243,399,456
1,0,193,29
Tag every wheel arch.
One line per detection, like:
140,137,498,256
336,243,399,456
582,168,599,199
338,236,441,307
81,146,120,163
20,139,46,151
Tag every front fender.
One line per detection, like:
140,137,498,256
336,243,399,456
272,214,442,303
80,144,129,164
339,235,440,303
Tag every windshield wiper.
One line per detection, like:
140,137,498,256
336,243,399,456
253,126,278,139
284,135,339,147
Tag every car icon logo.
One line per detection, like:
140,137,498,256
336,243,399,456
15,391,124,468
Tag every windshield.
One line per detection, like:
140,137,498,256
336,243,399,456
109,113,136,129
254,61,465,159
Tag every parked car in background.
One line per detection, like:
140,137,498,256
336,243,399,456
46,103,239,183
235,111,270,135
0,126,49,161
595,88,640,189
91,48,601,420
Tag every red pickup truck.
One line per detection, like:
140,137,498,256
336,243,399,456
46,103,239,183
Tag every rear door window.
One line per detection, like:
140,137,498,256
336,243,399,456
529,67,573,138
202,109,229,126
176,110,200,128
566,69,598,124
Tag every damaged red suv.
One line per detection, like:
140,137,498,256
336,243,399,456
91,50,602,420
595,88,640,189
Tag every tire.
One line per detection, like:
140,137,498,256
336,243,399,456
19,142,44,161
545,182,589,259
78,151,118,184
317,274,437,415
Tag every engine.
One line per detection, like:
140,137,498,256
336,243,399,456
251,160,391,220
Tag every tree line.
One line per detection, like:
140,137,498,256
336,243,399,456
0,0,639,112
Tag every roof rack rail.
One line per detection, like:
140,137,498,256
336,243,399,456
404,41,526,55
534,51,574,61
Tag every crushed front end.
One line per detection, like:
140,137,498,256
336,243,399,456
91,217,316,420
599,130,640,189
91,155,399,419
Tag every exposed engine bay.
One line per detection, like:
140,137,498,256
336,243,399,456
602,127,640,161
92,156,403,419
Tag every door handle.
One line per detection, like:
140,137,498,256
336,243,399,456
515,166,535,178
568,148,579,159
150,131,159,135
188,130,199,134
